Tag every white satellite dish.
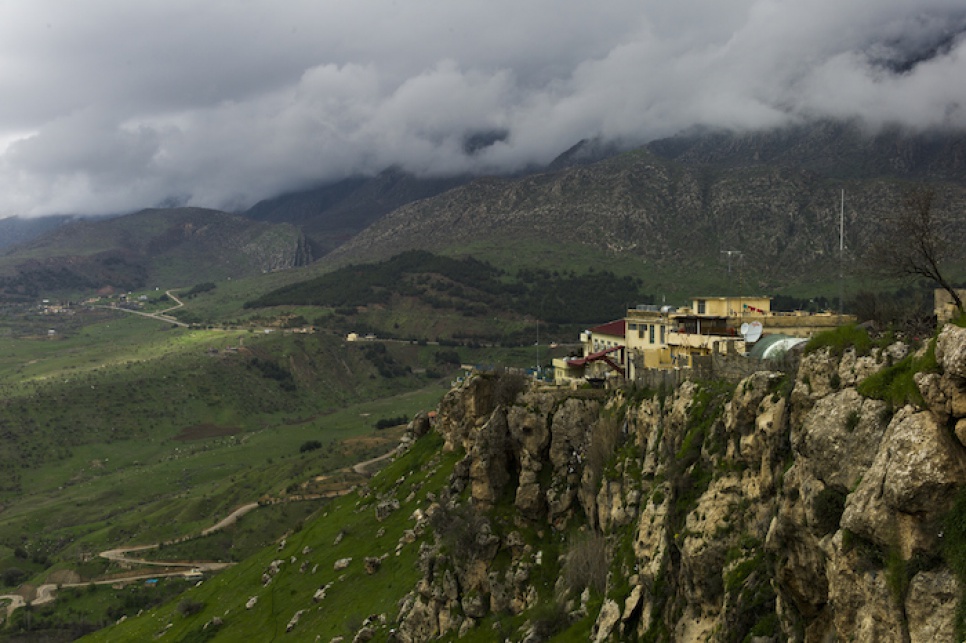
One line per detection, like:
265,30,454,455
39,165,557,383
740,323,750,336
743,321,763,343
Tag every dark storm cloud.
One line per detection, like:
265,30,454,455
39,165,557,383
1,0,964,216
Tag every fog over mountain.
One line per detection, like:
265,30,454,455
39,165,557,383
1,0,965,217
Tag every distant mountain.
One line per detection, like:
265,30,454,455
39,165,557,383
324,122,966,296
0,215,83,251
243,167,472,256
647,120,966,182
0,207,310,300
544,136,626,171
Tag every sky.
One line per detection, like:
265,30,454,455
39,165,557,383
1,1,965,217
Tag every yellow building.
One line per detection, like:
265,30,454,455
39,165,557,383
554,296,856,384
625,305,674,373
553,320,626,383
936,289,966,323
628,296,854,371
690,296,771,317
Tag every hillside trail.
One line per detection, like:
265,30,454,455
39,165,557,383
92,288,188,327
352,447,397,475
1,440,401,619
159,289,185,315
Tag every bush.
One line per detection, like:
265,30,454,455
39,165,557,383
1,567,26,587
858,340,937,408
845,410,861,432
375,415,409,430
804,324,872,357
433,349,461,365
492,370,528,407
562,532,609,595
428,504,493,561
299,440,322,453
588,414,622,485
184,282,216,298
177,598,205,617
529,600,570,638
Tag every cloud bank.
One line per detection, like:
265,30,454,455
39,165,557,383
1,0,965,216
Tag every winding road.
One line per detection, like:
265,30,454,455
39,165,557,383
93,289,188,327
0,440,403,621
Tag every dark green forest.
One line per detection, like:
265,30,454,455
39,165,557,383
245,250,652,325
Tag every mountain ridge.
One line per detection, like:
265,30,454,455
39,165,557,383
0,207,311,299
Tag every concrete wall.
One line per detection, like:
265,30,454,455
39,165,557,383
631,349,796,389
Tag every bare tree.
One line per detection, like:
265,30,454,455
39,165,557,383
868,188,964,317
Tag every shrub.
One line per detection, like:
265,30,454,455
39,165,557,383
529,600,569,638
858,340,937,408
492,370,528,407
429,504,492,561
845,410,861,432
804,324,872,357
177,598,205,617
562,532,608,595
433,349,461,365
299,440,322,453
375,415,409,430
829,372,841,390
588,414,622,486
1,567,26,587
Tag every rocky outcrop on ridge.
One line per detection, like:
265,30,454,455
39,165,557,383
395,324,966,642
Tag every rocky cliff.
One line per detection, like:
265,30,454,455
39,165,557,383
394,324,966,642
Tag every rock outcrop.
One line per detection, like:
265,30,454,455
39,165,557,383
395,324,966,642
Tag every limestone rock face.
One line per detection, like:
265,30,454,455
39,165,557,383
766,463,830,619
792,387,888,491
826,540,905,641
843,408,966,557
412,329,966,643
467,408,512,509
906,569,961,643
937,324,966,380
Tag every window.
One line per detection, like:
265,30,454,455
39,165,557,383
697,300,706,314
660,325,665,344
628,323,638,331
649,324,655,344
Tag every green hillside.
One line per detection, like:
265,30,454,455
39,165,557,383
0,208,311,301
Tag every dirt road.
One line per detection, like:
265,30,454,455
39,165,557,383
3,439,402,618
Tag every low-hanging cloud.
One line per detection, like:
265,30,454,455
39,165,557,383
0,0,965,217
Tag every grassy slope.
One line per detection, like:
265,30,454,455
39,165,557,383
0,308,455,584
0,289,563,617
81,432,457,642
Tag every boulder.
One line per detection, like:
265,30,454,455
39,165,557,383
937,324,966,380
792,388,887,491
843,409,966,557
334,557,352,571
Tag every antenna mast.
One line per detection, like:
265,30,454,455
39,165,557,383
839,189,844,314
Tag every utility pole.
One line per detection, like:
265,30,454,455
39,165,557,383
721,250,742,277
839,190,845,315
722,250,743,315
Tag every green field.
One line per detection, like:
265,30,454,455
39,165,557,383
0,282,571,639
